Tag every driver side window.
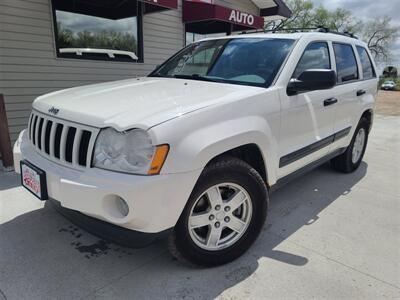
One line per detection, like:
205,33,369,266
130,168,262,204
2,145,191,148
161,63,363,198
293,42,331,79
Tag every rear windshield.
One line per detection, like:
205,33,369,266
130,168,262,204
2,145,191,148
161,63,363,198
150,38,295,88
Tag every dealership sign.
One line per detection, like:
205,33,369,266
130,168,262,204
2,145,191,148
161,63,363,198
221,8,264,28
183,0,265,31
229,10,255,26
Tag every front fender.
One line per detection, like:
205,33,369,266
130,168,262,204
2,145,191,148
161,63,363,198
155,115,279,184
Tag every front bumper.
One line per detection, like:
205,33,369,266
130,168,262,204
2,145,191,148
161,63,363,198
14,130,202,233
49,199,172,247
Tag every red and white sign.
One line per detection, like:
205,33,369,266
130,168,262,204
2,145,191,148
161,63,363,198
228,10,255,26
183,0,264,30
21,163,42,198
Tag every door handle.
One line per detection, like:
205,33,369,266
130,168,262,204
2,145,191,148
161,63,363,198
357,89,366,96
324,97,338,106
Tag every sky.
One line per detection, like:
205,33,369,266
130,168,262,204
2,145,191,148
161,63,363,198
312,0,400,74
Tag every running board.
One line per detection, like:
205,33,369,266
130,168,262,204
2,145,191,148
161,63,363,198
271,148,346,192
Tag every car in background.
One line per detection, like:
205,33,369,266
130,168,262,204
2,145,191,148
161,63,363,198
381,80,396,90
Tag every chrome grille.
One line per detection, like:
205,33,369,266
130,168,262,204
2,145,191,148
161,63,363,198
28,110,99,169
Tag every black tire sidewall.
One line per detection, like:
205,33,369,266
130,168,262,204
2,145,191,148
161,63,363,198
174,158,268,266
347,118,369,171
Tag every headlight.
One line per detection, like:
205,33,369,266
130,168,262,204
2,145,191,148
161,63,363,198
93,128,169,175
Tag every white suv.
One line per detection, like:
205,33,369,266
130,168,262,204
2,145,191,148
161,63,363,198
14,32,378,266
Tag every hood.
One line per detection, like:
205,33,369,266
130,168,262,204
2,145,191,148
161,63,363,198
33,77,264,130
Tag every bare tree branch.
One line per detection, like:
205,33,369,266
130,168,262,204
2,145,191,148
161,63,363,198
265,1,399,63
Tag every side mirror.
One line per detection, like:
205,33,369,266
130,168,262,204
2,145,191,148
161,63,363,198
287,69,337,96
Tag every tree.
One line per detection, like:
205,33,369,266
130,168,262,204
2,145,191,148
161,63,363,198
265,0,314,30
361,17,399,62
383,66,398,78
57,24,137,53
265,1,362,33
265,0,399,62
57,23,74,48
312,7,363,33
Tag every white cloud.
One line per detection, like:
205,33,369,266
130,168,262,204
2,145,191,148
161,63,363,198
311,0,400,74
313,0,400,23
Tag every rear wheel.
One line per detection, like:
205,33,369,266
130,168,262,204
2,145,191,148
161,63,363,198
331,117,369,173
169,157,268,266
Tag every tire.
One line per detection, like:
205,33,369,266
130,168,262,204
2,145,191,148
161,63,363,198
168,157,268,266
331,117,369,173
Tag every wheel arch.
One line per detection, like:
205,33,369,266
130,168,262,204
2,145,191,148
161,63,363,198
361,109,374,133
206,143,268,184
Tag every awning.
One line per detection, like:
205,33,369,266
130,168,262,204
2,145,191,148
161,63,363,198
183,0,265,34
54,0,178,20
252,0,292,18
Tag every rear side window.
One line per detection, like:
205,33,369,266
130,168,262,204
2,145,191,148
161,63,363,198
333,43,359,83
356,46,376,79
293,42,331,78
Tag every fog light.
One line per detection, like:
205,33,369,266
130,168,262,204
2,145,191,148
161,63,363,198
103,194,131,219
116,196,129,217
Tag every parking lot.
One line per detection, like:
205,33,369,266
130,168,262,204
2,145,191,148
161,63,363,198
1,92,399,299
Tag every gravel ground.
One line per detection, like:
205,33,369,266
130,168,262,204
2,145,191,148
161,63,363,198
376,90,400,116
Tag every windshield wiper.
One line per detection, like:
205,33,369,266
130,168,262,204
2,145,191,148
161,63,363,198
148,74,214,81
172,74,217,82
149,73,164,77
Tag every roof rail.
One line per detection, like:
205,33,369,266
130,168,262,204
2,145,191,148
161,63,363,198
241,26,358,39
265,26,329,33
240,29,266,34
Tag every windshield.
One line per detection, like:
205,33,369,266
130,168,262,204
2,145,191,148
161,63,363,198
150,38,295,88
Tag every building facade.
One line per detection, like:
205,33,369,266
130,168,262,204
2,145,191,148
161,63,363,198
0,0,290,149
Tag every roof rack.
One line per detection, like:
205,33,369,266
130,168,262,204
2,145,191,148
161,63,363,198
240,29,267,34
241,26,358,39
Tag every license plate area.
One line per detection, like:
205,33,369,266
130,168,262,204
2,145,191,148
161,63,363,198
20,160,48,200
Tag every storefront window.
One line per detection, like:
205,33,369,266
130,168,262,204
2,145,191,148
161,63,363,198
52,0,143,62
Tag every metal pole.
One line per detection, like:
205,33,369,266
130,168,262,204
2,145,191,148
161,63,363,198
227,23,233,35
0,94,14,171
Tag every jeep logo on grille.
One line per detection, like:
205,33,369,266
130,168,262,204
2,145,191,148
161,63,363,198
48,107,59,115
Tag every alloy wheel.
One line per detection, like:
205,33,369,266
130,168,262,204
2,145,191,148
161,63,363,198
187,183,252,251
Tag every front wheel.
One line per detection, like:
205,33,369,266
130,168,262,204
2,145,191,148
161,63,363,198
169,157,268,266
331,117,369,173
